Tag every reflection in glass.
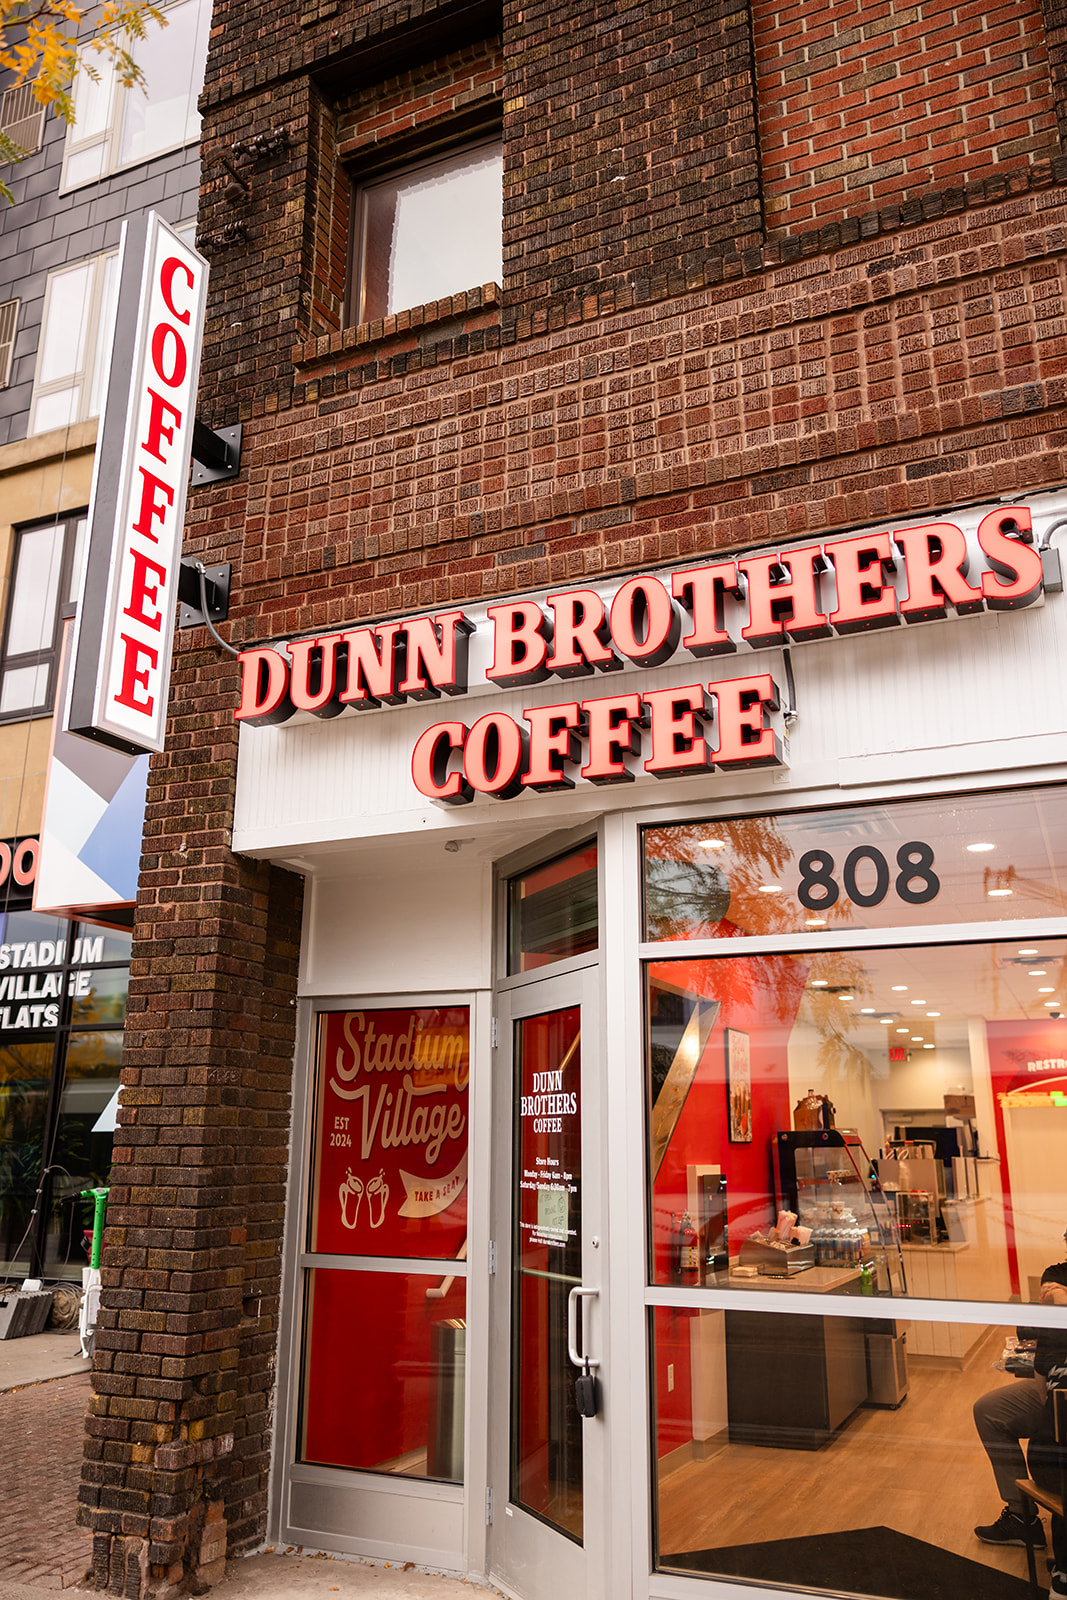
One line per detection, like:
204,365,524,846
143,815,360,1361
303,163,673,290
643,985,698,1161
4,525,63,656
508,842,598,974
643,787,1067,941
0,908,67,952
653,1308,1064,1598
300,1268,466,1481
511,1008,583,1541
646,942,1067,1302
118,0,209,164
0,1041,52,1271
70,971,128,1027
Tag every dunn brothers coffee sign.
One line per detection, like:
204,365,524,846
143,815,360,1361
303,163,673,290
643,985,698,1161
234,502,1057,804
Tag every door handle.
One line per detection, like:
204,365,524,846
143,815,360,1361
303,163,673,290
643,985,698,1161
567,1285,600,1369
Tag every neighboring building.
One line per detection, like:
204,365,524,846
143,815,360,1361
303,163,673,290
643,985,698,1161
0,2,209,1278
73,2,1067,1600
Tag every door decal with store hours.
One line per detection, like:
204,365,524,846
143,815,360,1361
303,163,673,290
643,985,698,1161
310,1007,469,1258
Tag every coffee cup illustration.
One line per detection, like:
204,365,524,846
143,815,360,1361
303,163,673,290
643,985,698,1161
367,1170,389,1229
339,1170,364,1229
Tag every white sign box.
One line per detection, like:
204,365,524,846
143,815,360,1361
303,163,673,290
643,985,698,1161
68,213,208,754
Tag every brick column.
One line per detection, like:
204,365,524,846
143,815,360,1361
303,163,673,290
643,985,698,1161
77,656,303,1598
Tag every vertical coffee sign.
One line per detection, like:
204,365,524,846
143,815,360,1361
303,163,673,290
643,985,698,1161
68,213,208,754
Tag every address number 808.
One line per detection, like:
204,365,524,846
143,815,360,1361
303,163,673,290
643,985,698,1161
797,842,940,910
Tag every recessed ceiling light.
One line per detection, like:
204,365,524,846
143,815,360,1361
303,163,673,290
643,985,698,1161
861,1008,876,1014
926,1011,940,1018
811,979,829,987
1020,949,1038,956
1039,987,1055,994
987,888,1013,897
910,999,926,1006
839,994,853,1001
911,1035,923,1042
966,842,996,852
805,917,826,927
1045,1000,1060,1007
879,1017,892,1024
700,838,726,850
891,985,908,992
923,1043,935,1050
896,1027,909,1034
758,884,782,894
1029,970,1047,977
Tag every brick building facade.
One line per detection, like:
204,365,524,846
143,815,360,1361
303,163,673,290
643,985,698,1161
77,0,1067,1596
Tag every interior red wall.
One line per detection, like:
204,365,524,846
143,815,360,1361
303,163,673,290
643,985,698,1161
649,952,804,1458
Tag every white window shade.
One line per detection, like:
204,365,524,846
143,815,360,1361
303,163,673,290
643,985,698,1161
357,139,503,323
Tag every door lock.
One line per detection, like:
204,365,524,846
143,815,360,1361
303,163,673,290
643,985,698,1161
575,1357,601,1418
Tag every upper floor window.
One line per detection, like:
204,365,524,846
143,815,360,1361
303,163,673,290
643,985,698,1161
29,253,118,435
354,138,503,324
0,514,87,719
1,82,46,159
0,299,18,388
60,0,210,190
28,224,194,435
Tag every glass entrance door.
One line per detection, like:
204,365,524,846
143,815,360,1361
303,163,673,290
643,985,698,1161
489,967,607,1600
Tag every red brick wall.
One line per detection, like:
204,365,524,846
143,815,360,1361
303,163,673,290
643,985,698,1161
187,195,1067,651
502,0,762,307
756,0,1058,236
80,0,1067,1590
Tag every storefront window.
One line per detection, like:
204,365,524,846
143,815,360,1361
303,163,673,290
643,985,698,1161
300,1266,466,1480
0,911,130,1277
308,1007,469,1259
646,938,1067,1301
299,1005,470,1484
508,842,598,974
643,788,1067,941
652,1306,1064,1597
0,1040,52,1268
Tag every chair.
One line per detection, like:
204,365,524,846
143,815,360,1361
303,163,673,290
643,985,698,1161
1016,1387,1067,1600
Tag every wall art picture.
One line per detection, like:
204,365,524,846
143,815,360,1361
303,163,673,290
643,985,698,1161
726,1028,752,1143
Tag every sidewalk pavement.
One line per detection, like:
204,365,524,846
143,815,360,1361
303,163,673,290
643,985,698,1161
0,1329,506,1600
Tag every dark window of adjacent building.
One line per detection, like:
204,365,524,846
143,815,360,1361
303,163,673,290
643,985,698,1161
0,514,86,719
353,137,503,324
0,299,17,388
0,82,45,159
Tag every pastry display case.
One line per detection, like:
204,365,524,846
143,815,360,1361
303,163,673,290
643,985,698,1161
775,1130,907,1296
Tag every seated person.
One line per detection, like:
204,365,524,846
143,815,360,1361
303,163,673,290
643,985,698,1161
973,1246,1067,1548
1026,1282,1067,1598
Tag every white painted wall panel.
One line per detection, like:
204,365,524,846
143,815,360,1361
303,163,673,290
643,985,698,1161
301,856,492,995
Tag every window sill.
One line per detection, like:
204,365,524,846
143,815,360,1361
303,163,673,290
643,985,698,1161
292,282,500,371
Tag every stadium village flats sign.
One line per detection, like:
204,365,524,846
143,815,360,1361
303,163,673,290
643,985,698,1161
233,501,1058,805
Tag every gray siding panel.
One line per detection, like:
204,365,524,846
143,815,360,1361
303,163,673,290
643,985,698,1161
0,82,201,449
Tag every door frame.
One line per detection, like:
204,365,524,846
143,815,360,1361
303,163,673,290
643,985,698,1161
487,958,614,1600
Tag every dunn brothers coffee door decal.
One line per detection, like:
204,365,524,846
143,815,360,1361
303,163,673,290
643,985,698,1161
310,1007,469,1259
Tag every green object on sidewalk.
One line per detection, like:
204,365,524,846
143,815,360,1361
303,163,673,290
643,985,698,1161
80,1186,109,1269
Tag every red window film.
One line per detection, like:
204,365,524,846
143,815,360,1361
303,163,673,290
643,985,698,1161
300,1267,466,1480
309,1007,469,1260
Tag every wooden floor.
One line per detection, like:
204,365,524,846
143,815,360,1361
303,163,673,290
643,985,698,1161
656,1326,1041,1585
